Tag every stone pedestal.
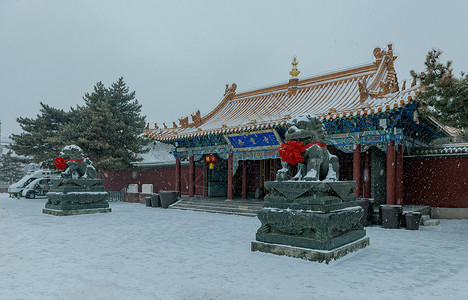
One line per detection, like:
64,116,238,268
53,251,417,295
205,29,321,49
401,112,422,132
253,181,368,261
252,237,370,264
44,178,111,216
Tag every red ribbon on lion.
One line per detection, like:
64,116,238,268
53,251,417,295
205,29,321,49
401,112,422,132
278,140,326,165
54,157,85,171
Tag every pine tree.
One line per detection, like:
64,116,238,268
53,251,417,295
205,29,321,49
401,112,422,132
0,150,29,184
411,49,468,139
10,102,72,166
10,78,148,171
61,78,148,170
105,77,148,169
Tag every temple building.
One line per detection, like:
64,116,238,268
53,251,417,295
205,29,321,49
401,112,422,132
104,44,466,213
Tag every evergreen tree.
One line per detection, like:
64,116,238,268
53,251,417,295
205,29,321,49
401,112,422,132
61,78,148,170
10,102,72,166
105,77,148,169
411,49,468,139
0,150,29,184
10,78,148,171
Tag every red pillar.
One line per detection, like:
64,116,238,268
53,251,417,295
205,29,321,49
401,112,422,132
203,158,208,197
353,143,362,197
175,156,181,196
386,140,396,205
227,153,233,200
396,144,404,205
189,155,195,198
363,150,371,198
242,160,247,199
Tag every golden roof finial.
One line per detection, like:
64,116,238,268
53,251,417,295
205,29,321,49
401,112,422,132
289,56,300,78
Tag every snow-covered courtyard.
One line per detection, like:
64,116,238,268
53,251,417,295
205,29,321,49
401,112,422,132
1,193,467,300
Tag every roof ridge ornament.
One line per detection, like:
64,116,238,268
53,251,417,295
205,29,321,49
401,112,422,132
289,57,300,78
224,83,237,100
288,57,300,95
373,43,398,67
358,77,369,104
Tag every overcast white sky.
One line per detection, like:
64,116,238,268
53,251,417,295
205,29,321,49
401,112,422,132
1,0,467,141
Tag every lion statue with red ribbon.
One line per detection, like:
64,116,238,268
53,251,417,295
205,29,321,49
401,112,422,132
54,145,97,179
277,114,339,181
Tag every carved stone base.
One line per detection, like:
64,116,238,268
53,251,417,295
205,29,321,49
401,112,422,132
264,181,358,213
43,207,111,216
256,180,368,252
44,178,110,212
251,237,370,264
256,207,366,250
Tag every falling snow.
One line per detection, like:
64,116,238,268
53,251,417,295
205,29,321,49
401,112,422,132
1,193,468,299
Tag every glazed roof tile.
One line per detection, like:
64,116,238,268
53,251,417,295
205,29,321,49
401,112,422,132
145,45,421,141
413,143,468,155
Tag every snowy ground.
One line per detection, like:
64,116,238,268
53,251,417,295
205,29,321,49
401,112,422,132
1,193,467,300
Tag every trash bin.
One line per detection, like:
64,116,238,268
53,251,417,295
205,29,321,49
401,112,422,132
151,193,160,208
380,205,403,229
405,212,422,230
159,191,178,208
357,198,373,226
145,196,152,207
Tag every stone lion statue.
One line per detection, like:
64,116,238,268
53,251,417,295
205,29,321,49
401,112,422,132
56,145,97,179
276,114,339,181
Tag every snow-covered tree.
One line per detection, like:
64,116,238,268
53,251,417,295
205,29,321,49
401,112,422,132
411,49,468,139
11,78,148,171
10,103,72,166
0,150,28,184
63,78,148,170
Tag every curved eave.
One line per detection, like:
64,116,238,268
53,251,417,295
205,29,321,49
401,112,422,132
146,90,418,142
426,116,463,137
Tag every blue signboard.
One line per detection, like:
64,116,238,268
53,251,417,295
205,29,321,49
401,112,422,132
225,130,281,151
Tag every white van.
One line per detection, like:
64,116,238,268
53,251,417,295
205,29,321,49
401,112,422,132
8,170,56,198
21,177,52,199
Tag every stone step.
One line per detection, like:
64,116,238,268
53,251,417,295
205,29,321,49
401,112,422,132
173,203,264,211
173,206,257,217
421,214,431,222
172,202,260,212
169,198,263,217
173,199,263,209
422,219,440,226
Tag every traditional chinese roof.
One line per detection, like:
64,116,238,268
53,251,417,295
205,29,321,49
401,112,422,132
144,44,426,141
412,143,468,156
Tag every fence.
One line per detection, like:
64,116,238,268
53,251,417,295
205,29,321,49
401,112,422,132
107,190,125,202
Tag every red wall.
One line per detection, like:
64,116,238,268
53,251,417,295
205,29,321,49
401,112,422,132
179,165,204,196
103,165,204,196
180,166,189,195
103,167,175,193
404,156,468,208
194,166,205,196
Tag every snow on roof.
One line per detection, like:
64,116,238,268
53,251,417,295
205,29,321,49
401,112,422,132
413,143,468,156
133,141,175,166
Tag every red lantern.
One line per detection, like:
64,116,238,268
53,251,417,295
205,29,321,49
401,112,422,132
205,154,218,169
205,154,218,164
